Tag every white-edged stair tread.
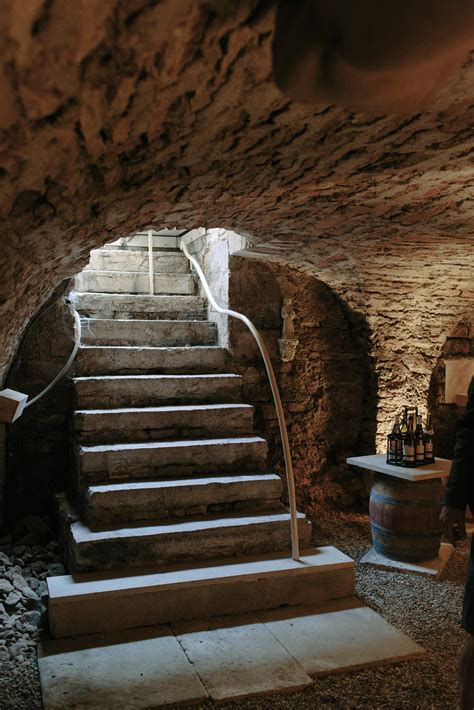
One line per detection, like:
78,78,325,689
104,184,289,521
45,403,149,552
71,511,308,543
48,547,353,600
88,473,280,494
80,436,266,454
75,403,252,415
73,373,241,383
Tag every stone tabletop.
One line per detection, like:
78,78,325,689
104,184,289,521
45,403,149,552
346,454,452,482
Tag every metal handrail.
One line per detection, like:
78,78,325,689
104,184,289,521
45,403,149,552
180,239,300,561
25,309,82,408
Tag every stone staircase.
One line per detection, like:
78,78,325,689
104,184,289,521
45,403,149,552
48,237,354,638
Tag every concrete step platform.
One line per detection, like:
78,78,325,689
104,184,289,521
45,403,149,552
47,547,354,638
85,473,283,527
74,345,227,375
80,318,218,347
62,508,313,572
77,436,268,482
86,249,189,273
74,403,254,444
71,292,207,320
73,374,243,409
74,270,195,295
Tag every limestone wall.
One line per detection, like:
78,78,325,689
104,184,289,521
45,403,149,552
1,0,473,391
243,230,474,453
3,288,75,523
180,228,250,346
228,255,370,510
1,0,474,519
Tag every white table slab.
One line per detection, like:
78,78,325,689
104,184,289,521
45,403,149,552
346,454,451,481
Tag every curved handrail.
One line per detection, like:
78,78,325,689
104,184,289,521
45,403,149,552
180,240,300,561
25,309,82,408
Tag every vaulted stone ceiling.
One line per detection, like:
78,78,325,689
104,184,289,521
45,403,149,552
0,0,473,383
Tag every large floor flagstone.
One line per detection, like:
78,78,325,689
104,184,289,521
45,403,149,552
176,621,313,700
262,600,425,676
38,626,208,709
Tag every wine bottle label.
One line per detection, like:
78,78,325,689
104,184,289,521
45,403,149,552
425,443,433,455
415,443,424,461
403,445,414,461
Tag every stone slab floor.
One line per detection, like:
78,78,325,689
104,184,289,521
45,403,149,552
0,510,468,709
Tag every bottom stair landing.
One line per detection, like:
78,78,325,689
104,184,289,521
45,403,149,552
39,597,425,708
48,546,355,638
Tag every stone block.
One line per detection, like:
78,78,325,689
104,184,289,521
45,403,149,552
73,373,243,409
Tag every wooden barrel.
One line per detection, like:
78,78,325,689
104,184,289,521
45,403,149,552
369,474,443,562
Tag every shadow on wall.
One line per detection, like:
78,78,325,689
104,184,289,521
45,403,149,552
228,253,377,512
428,316,474,459
3,282,76,529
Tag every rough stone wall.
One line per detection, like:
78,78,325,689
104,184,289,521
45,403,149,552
228,255,370,510
1,0,473,391
243,231,474,451
0,1,473,519
4,288,75,522
181,228,250,346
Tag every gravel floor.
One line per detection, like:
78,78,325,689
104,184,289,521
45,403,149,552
0,511,468,709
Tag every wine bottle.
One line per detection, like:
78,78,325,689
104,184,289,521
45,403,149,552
414,415,425,465
387,415,403,465
424,414,435,464
400,409,408,438
403,413,415,466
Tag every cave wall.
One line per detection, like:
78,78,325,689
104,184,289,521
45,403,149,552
228,255,370,510
0,0,473,521
4,288,75,523
180,227,250,347
1,0,473,393
243,230,474,451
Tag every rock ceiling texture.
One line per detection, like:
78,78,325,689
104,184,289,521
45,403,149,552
0,0,473,397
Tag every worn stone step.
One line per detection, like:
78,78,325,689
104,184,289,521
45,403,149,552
86,249,189,273
62,508,313,572
47,547,355,638
77,436,268,482
85,474,283,527
74,270,195,295
71,292,207,320
73,374,243,409
107,234,180,249
80,319,218,347
74,345,226,375
74,403,254,444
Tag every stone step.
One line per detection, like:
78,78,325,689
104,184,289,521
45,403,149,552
62,508,313,572
74,345,227,375
74,374,242,409
108,235,180,249
47,547,355,638
85,474,283,527
71,292,207,320
74,270,195,295
74,403,254,444
80,319,218,347
86,249,189,273
77,436,268,482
